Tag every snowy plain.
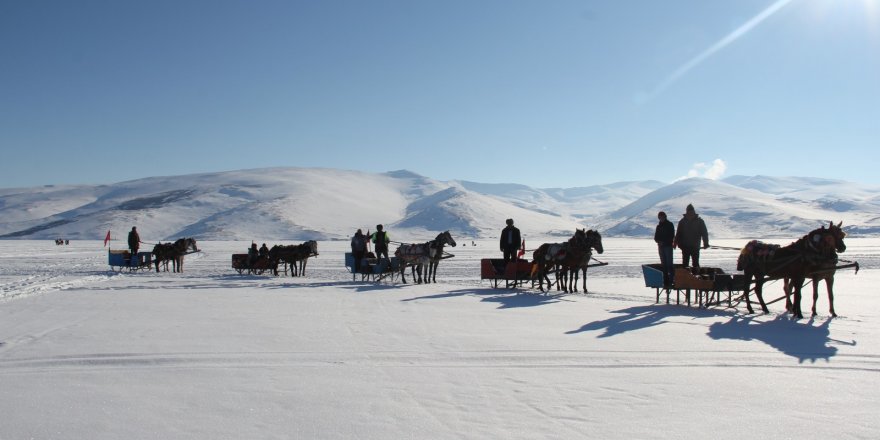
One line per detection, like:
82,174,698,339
1,237,879,439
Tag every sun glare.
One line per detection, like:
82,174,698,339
806,0,880,29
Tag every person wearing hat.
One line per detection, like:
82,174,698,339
654,211,675,287
370,224,391,267
499,218,522,264
127,226,141,264
673,204,709,269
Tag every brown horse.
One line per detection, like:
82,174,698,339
153,238,199,273
785,255,858,318
531,229,588,293
566,229,604,293
270,241,318,276
737,222,846,319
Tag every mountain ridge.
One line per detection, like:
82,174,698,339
1,167,878,241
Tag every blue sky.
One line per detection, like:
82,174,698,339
2,0,878,189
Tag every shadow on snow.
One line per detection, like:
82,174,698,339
567,305,854,363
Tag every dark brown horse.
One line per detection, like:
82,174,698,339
531,229,588,293
565,229,604,293
153,238,199,273
737,222,846,319
270,241,318,276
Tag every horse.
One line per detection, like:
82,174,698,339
737,222,846,319
395,241,432,284
394,232,456,284
531,229,587,293
270,241,318,276
153,238,199,273
425,231,457,283
565,229,604,293
792,261,838,318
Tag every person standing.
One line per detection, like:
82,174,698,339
673,204,709,269
371,224,391,267
499,219,522,264
248,242,259,267
128,227,141,256
654,211,675,287
350,229,368,273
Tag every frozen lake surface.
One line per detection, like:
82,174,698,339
2,238,879,439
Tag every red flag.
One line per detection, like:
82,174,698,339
104,230,111,247
517,239,525,259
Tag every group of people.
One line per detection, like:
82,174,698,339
349,224,391,272
653,204,710,287
123,205,707,283
247,242,271,266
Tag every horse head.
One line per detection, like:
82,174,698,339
808,222,846,256
436,231,456,248
185,238,199,253
307,240,318,255
588,230,604,254
828,221,847,253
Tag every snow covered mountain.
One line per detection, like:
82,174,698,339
1,168,879,241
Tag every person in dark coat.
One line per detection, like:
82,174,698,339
350,229,368,273
654,211,675,287
248,242,259,267
499,218,522,264
673,204,709,269
259,243,269,258
128,226,141,255
370,224,391,267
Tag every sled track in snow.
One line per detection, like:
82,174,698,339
2,350,879,374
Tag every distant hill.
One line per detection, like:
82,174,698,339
1,168,878,241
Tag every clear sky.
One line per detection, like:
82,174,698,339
2,0,878,189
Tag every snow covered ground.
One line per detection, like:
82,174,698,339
1,238,879,439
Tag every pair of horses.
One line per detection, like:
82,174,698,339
152,238,199,273
268,241,319,276
531,229,604,293
394,231,457,284
737,222,848,319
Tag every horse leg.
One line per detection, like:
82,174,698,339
811,278,820,317
582,268,588,293
792,277,805,319
783,278,793,313
752,274,770,314
827,276,837,317
744,273,755,314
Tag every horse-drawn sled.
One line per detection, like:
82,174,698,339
482,229,607,293
232,241,319,276
643,264,747,308
344,252,401,282
108,237,199,273
344,231,457,283
108,250,153,272
480,259,535,288
645,222,859,318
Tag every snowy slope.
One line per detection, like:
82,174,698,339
599,177,879,238
1,168,879,240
